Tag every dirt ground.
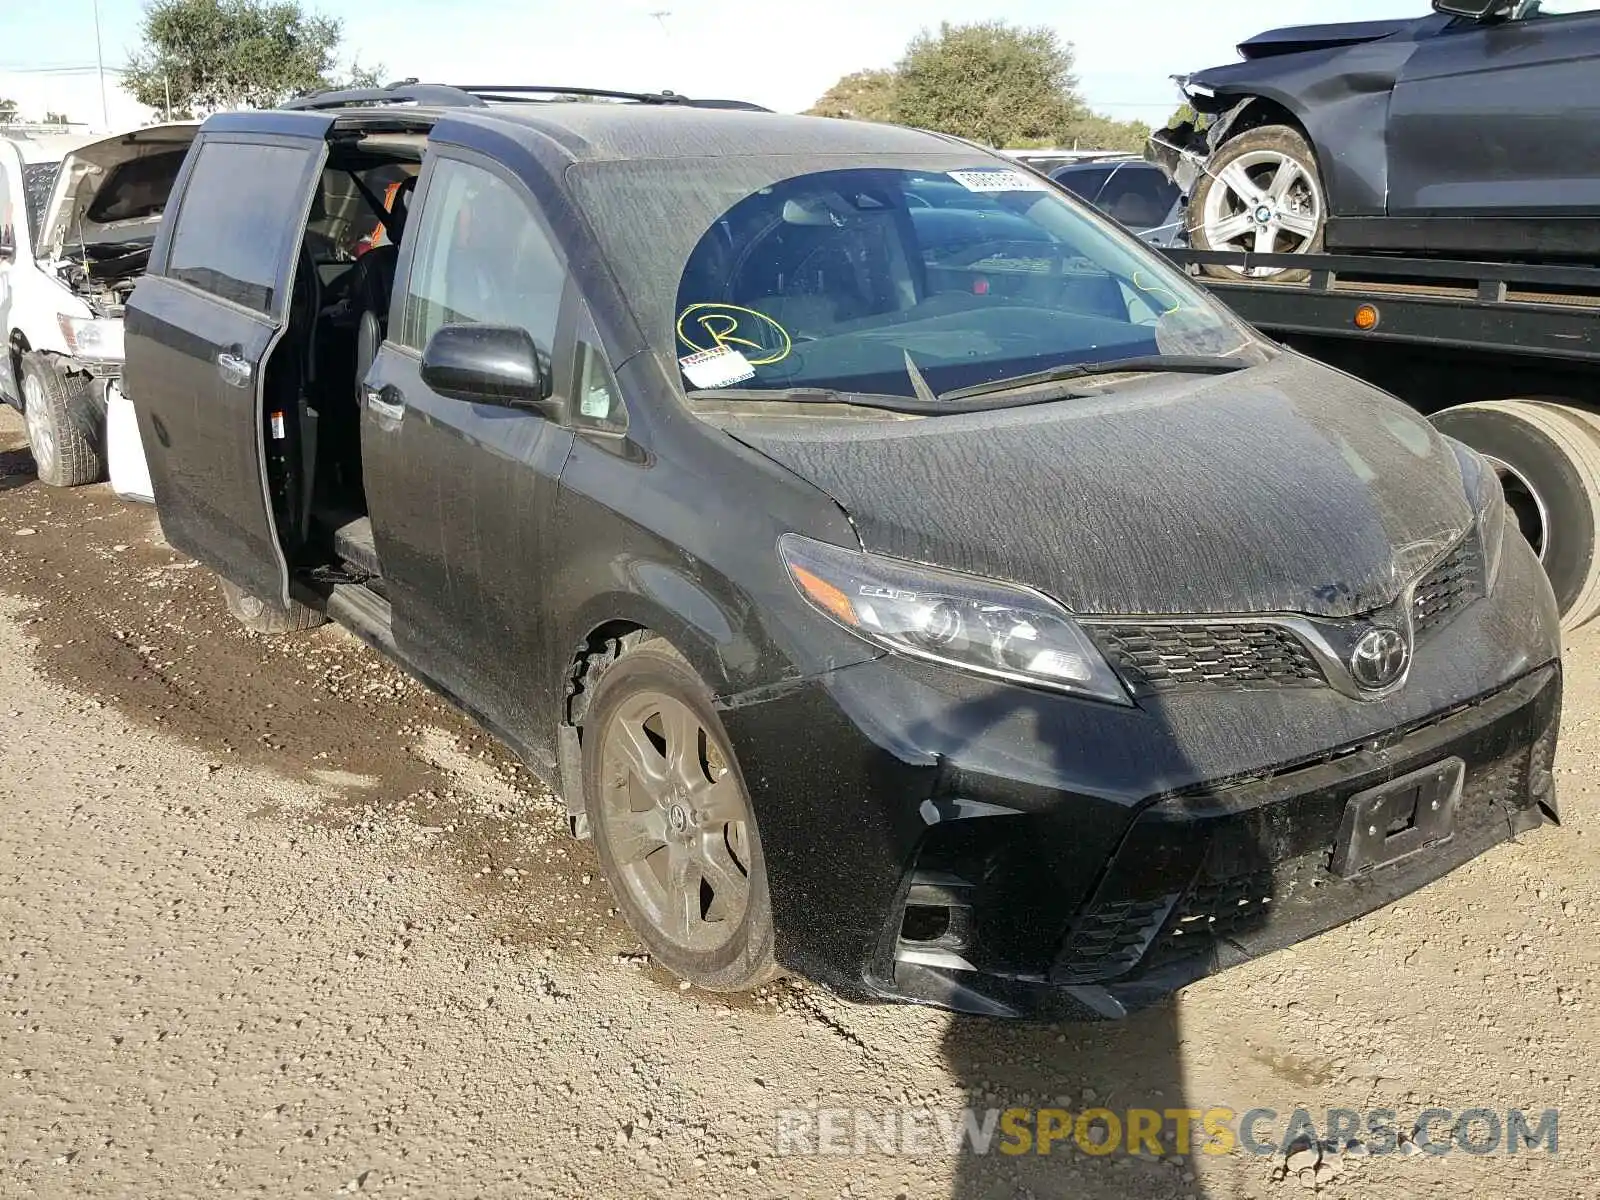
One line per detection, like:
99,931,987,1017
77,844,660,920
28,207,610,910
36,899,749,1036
2,403,1599,1200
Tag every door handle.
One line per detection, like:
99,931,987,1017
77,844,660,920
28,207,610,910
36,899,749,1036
217,351,253,388
365,384,405,423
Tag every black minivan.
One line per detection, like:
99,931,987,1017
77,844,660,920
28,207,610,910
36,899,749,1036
123,84,1561,1019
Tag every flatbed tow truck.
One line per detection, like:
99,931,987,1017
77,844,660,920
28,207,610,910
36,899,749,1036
1166,246,1600,631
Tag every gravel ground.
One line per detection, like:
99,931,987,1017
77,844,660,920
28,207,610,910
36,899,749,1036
2,405,1599,1200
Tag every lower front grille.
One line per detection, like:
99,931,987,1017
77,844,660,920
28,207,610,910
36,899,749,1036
1050,680,1556,988
1090,622,1327,697
1053,894,1180,984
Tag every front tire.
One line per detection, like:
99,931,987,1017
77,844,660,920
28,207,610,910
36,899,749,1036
219,577,326,635
1431,399,1600,631
21,354,103,488
1191,124,1326,283
582,637,778,992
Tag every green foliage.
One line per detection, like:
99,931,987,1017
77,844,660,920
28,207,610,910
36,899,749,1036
806,21,1150,152
124,0,380,115
895,21,1078,147
342,61,384,90
805,69,900,123
0,99,17,125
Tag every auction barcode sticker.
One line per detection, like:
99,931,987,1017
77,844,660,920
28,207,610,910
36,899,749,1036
948,169,1052,194
679,346,757,389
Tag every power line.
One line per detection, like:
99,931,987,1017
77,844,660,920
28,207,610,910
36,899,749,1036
0,64,112,74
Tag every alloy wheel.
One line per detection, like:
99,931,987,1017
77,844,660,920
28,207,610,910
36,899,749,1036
21,374,55,481
1200,149,1323,277
598,690,753,954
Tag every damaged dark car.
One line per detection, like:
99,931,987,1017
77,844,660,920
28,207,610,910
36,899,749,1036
1155,0,1600,274
125,90,1562,1019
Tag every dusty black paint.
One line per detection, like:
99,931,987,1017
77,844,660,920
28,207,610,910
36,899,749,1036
722,353,1474,619
125,98,1564,1016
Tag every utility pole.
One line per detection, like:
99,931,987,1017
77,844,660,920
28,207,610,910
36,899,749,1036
92,0,110,130
649,10,672,38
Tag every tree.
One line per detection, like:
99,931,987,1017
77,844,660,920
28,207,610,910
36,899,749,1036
0,99,17,125
124,0,381,116
894,21,1080,148
805,69,899,123
805,21,1150,152
1061,112,1152,153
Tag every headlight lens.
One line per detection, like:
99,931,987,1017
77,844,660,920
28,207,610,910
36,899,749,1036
779,534,1131,705
57,315,125,361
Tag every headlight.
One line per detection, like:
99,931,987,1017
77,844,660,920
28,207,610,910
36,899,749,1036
1454,442,1508,590
779,534,1131,705
58,315,125,361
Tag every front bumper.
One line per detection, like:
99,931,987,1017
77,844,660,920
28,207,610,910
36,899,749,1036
910,664,1557,1018
718,539,1561,1019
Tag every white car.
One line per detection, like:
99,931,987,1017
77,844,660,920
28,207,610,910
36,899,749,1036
0,123,199,497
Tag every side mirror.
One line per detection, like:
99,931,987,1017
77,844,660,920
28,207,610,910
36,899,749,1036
1432,0,1509,18
420,323,558,417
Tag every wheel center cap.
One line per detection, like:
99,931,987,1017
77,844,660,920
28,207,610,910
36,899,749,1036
667,803,689,834
1254,204,1275,225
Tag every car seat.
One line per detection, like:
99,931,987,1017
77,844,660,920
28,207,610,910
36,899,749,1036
350,174,417,395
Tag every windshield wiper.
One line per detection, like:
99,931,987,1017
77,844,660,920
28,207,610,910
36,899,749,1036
938,354,1253,402
686,385,1098,416
687,386,949,416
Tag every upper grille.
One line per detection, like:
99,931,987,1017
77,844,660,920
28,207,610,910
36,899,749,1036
1412,539,1485,637
1091,623,1327,697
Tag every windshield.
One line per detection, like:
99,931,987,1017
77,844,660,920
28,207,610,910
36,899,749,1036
571,156,1260,402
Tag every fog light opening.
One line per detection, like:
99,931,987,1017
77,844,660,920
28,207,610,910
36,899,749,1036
900,904,952,944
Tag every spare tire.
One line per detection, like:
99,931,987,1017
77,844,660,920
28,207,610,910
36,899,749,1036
1430,399,1600,631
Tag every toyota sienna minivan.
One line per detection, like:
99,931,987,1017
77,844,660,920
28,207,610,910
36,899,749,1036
122,84,1561,1018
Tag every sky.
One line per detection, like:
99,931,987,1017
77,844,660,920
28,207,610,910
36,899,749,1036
1,0,1423,134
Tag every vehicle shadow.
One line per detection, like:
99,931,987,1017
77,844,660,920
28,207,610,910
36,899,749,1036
915,683,1277,1199
0,445,36,491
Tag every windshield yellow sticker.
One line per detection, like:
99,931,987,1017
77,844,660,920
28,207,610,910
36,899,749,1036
1131,270,1185,316
677,303,793,366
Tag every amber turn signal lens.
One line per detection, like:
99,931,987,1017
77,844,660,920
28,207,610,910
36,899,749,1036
789,564,857,627
1354,304,1380,331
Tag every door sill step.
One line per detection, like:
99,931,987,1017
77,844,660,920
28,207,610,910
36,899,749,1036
326,581,394,652
331,515,381,578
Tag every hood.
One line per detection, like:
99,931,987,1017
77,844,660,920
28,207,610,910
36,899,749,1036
1235,18,1417,60
724,355,1473,619
38,122,199,258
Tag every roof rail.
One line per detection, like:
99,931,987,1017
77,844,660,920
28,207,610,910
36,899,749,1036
281,80,769,113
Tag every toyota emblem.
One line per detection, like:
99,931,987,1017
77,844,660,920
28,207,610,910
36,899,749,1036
1349,627,1410,691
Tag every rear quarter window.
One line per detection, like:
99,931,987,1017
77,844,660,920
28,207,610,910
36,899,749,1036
165,140,320,314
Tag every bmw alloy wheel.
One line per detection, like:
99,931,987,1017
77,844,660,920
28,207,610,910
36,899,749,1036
1200,148,1324,277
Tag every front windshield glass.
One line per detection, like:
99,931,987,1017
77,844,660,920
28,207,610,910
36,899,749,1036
573,157,1261,402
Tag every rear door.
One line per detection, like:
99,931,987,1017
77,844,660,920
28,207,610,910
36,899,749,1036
1388,4,1600,217
125,123,328,604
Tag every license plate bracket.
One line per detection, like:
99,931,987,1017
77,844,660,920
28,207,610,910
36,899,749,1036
1331,757,1464,879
